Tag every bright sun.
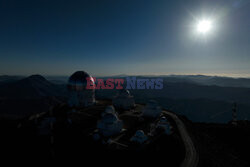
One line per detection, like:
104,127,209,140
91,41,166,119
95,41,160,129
196,19,212,34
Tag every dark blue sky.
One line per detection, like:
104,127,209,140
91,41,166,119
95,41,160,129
0,0,250,77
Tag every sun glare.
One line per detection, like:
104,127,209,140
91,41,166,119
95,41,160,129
196,19,212,34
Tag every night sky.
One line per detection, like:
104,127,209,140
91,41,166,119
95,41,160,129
0,0,250,77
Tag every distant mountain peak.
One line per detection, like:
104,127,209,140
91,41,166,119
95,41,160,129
0,74,66,99
26,74,47,81
20,75,52,86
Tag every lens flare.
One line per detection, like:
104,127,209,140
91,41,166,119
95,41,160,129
196,20,212,34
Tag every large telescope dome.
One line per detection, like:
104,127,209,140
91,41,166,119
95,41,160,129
67,71,95,91
67,71,95,107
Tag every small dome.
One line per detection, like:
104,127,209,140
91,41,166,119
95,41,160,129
130,130,148,144
159,116,168,123
101,113,118,124
113,89,135,110
67,71,95,91
102,106,116,117
97,112,123,137
157,116,172,135
105,105,115,113
135,130,146,137
119,89,130,96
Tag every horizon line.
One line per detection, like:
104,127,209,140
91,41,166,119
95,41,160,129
1,73,250,79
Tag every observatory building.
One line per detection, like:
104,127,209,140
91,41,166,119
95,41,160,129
97,107,123,137
142,100,162,118
67,71,95,107
156,116,172,135
130,130,148,144
112,89,135,110
101,105,117,117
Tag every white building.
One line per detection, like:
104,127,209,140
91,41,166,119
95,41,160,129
101,105,117,117
112,89,135,110
97,111,123,137
130,130,148,144
142,100,162,118
156,116,172,135
67,71,95,107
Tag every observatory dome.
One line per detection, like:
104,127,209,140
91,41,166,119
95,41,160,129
119,89,130,96
101,113,119,124
101,105,116,117
156,116,172,135
68,71,95,91
130,130,148,144
159,116,168,123
67,71,95,107
112,89,135,110
97,112,123,137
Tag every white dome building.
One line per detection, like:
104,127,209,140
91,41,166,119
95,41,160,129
67,71,95,107
101,105,117,117
142,100,162,118
97,112,123,137
156,116,172,135
112,89,135,110
130,130,148,144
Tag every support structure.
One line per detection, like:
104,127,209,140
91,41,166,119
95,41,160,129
232,102,237,126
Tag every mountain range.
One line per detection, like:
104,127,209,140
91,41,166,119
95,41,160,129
0,75,66,119
1,74,250,122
